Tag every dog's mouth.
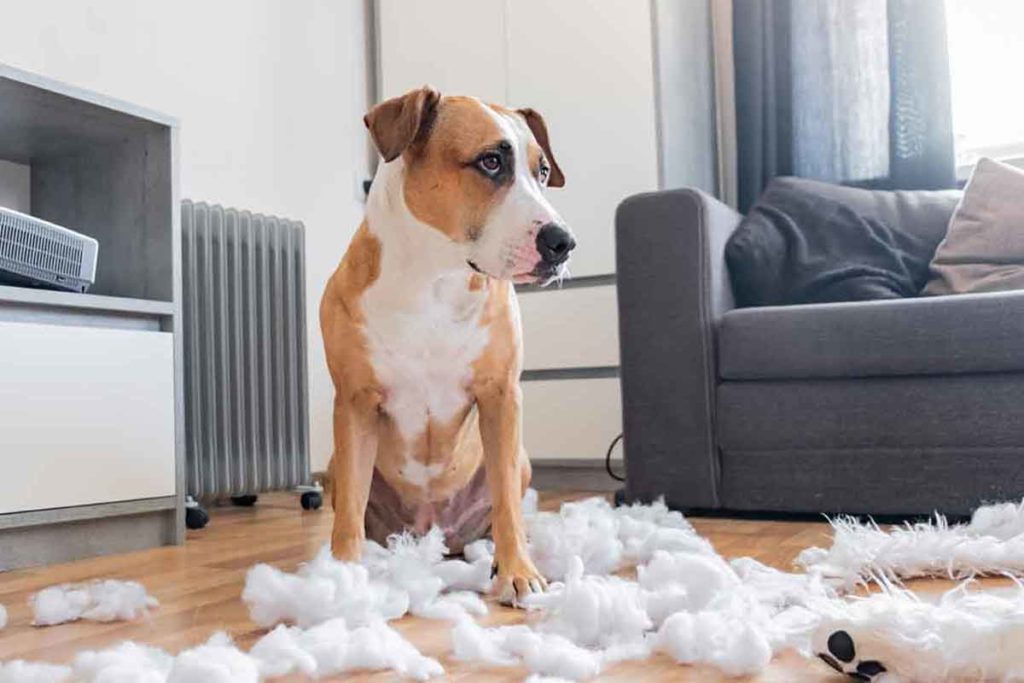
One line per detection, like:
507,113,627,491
527,265,563,287
468,259,562,286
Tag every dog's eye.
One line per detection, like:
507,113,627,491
477,153,503,176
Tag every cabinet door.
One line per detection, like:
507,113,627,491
507,0,660,276
523,377,622,462
0,321,176,514
519,285,619,371
377,0,508,102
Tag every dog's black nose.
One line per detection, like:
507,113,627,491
536,224,576,265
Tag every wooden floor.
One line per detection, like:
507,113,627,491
0,491,966,681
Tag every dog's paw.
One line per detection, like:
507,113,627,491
816,630,888,681
491,556,547,607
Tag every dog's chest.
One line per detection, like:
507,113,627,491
361,275,490,444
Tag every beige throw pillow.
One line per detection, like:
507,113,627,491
925,157,1024,295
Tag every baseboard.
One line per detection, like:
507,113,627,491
0,508,177,571
531,458,622,492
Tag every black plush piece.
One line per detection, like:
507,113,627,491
816,630,889,681
725,180,936,307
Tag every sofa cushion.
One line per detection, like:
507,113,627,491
765,177,961,247
718,374,1024,452
925,158,1024,295
719,289,1024,380
719,447,1024,517
725,180,934,306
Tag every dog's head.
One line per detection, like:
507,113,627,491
365,85,574,285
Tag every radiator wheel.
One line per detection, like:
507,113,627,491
185,505,209,530
301,491,323,511
231,495,259,507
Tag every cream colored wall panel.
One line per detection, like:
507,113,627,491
377,0,508,102
523,377,621,461
507,0,660,276
0,322,176,515
519,285,619,370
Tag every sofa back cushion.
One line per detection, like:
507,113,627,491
773,178,961,248
725,177,962,306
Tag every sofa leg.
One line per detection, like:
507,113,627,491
613,488,626,507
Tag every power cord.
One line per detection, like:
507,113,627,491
605,432,625,482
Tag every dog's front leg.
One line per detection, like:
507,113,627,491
477,380,546,605
329,387,380,562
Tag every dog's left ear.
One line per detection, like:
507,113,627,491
517,108,565,188
364,85,442,162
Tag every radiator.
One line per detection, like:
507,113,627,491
181,200,309,499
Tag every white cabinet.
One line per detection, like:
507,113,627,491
519,286,619,371
0,321,176,515
522,378,622,462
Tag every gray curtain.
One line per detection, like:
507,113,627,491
733,0,956,212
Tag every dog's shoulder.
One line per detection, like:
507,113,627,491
321,222,381,323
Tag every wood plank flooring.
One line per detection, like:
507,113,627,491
0,491,972,681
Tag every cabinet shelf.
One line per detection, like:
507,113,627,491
0,285,174,316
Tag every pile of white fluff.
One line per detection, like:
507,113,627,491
0,527,477,682
810,582,1024,682
798,500,1024,588
446,497,830,680
0,621,443,682
251,618,443,680
237,493,828,680
525,495,716,580
31,580,159,626
242,527,490,628
10,495,1024,682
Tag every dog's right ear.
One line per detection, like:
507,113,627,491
364,85,441,162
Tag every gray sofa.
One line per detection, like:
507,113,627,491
616,178,1024,517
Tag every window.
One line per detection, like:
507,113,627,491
945,0,1024,174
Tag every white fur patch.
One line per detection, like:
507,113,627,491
362,273,490,444
798,502,1024,588
811,584,1024,682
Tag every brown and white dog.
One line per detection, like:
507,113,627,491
319,86,575,603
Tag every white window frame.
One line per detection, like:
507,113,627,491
956,142,1024,181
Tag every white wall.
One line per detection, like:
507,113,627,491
1,0,369,471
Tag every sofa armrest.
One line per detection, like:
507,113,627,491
615,189,741,509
